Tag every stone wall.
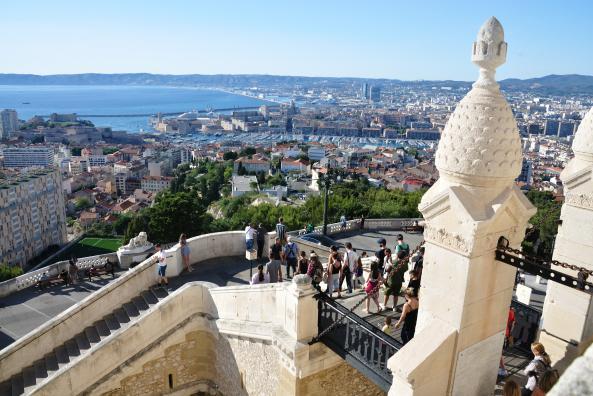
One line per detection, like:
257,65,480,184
296,361,385,395
100,330,218,396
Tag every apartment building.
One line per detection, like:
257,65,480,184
3,146,54,169
0,168,67,267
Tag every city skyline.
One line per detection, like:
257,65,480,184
2,0,592,81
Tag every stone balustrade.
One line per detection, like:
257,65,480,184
0,253,117,298
0,231,246,382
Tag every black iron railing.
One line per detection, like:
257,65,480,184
509,299,541,353
315,293,403,392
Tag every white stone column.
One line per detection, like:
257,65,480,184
539,108,593,371
389,17,536,396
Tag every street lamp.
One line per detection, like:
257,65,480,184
320,166,341,236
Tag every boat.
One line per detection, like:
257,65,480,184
22,102,30,105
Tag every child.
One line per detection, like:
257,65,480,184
353,256,365,290
382,316,393,335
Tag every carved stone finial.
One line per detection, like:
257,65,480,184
571,108,593,162
472,17,507,88
434,17,521,186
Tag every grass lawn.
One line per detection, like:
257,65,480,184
52,237,123,263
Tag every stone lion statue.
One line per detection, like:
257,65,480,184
127,231,148,248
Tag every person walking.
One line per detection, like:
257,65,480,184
179,233,191,273
395,287,419,345
296,250,309,276
265,247,283,283
307,252,324,291
407,269,421,297
523,342,552,395
251,264,269,285
340,242,358,294
327,249,343,298
68,257,79,285
395,234,410,258
411,246,424,279
245,223,256,251
531,369,559,396
353,254,365,290
340,214,347,230
283,236,299,278
363,260,383,313
375,238,387,272
256,223,267,261
276,217,287,245
155,244,168,288
383,250,406,311
306,223,314,233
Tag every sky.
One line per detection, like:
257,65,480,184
2,0,592,81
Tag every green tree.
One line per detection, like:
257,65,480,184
223,151,238,161
239,147,256,156
523,190,562,257
102,147,119,155
75,197,92,210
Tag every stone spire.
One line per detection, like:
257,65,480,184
434,17,521,187
571,107,593,162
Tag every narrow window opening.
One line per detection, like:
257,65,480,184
168,373,173,389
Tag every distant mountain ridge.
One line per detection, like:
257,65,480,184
0,73,592,95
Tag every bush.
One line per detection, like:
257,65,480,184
0,264,23,282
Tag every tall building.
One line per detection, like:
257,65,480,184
558,121,575,138
544,119,560,136
2,146,54,169
517,158,533,187
369,86,381,103
0,168,67,267
0,109,18,139
361,83,369,99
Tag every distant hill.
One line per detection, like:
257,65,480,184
0,73,592,95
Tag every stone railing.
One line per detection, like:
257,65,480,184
33,282,217,395
0,231,246,382
0,253,118,298
287,218,423,238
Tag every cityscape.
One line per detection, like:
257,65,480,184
0,2,593,396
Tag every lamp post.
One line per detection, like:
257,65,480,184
321,166,341,236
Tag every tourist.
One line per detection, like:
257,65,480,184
265,248,283,283
251,264,269,285
340,214,347,230
245,222,256,251
340,242,358,294
395,287,419,344
407,270,421,297
276,217,287,244
306,222,315,233
296,250,309,276
256,223,267,261
502,380,521,396
382,316,393,336
395,234,410,258
283,236,299,278
179,233,191,273
353,253,365,290
531,368,560,396
155,244,168,288
270,237,283,263
360,215,365,230
307,252,324,291
326,248,343,298
363,260,383,314
375,238,387,272
505,307,515,349
383,252,406,311
411,246,424,279
68,257,79,284
382,248,394,277
523,342,552,394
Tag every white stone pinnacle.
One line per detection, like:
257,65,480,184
571,107,593,162
434,16,521,186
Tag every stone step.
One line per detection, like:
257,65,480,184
33,358,48,381
22,366,36,393
54,345,70,367
85,326,101,345
75,332,91,352
141,290,158,305
113,308,130,325
122,302,140,319
104,314,121,331
0,379,11,396
94,319,111,337
10,374,24,396
64,339,80,359
44,352,59,374
131,296,150,312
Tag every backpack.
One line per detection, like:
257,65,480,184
285,242,297,258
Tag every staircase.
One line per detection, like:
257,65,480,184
0,286,170,396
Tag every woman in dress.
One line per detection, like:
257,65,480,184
326,249,343,298
395,287,419,344
179,233,191,273
363,260,383,313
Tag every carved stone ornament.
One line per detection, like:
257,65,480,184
423,225,471,254
572,108,593,162
435,17,522,185
565,192,593,210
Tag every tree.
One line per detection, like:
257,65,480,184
240,147,256,156
237,162,247,176
523,190,562,257
102,147,119,155
223,151,238,161
31,135,44,144
75,197,91,210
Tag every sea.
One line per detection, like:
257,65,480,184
0,85,272,133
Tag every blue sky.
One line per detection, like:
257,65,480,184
2,0,592,80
